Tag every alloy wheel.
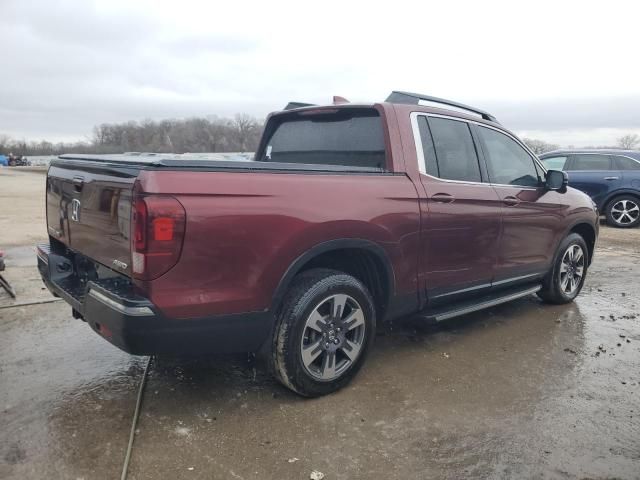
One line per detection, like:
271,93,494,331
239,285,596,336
559,244,585,295
611,199,640,226
300,294,366,381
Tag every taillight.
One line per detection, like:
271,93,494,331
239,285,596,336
131,195,186,280
134,197,148,251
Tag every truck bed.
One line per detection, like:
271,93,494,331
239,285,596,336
57,154,384,173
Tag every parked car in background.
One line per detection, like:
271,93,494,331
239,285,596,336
0,154,7,167
7,154,30,166
539,149,640,228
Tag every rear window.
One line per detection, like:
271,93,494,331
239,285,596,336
614,156,640,170
259,109,386,169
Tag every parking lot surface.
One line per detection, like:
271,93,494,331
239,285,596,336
1,168,639,479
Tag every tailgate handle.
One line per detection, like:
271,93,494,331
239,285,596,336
72,176,85,192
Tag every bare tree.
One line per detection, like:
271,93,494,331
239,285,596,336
617,133,640,150
522,138,560,155
232,113,260,152
1,114,265,156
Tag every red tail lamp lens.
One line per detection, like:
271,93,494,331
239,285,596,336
131,195,185,280
153,217,175,241
134,197,148,251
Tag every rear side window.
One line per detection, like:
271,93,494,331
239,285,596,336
417,116,439,177
614,156,640,170
568,154,611,170
428,117,481,182
541,156,567,170
478,126,540,187
259,109,386,169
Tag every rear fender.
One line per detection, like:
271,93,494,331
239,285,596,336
270,238,396,313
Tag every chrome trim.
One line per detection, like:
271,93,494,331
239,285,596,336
88,289,154,317
36,249,49,265
473,122,547,181
431,282,490,299
48,226,63,238
491,272,542,287
489,183,540,191
410,111,547,185
410,112,487,186
434,285,541,322
432,272,542,299
410,111,427,175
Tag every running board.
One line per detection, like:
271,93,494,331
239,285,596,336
419,284,542,322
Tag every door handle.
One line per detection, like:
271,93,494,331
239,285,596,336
431,193,455,203
72,176,85,192
503,196,520,207
604,176,619,181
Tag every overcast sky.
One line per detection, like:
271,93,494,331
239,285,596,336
2,0,639,147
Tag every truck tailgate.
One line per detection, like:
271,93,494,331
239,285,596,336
46,161,137,276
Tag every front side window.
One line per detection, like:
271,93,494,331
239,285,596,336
614,156,640,170
428,117,481,182
541,156,567,171
259,109,386,169
568,154,611,171
478,126,540,187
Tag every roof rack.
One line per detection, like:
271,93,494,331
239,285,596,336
385,91,498,123
283,101,317,110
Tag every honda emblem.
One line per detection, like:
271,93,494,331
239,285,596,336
71,199,81,222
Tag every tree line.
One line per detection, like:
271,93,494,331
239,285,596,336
1,116,639,157
0,113,264,156
523,133,640,154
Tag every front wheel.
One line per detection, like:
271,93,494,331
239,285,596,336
270,268,376,397
538,233,589,304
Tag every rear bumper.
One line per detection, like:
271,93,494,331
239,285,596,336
36,244,273,355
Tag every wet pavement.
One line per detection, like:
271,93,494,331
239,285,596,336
1,220,640,478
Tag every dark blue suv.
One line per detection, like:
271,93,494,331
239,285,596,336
539,149,640,228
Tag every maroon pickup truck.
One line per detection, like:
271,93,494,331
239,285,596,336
37,91,598,396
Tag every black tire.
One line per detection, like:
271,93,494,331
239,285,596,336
605,195,640,228
270,268,376,397
538,233,589,304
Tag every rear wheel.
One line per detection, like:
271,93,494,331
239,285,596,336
270,268,376,397
605,195,640,228
538,233,588,304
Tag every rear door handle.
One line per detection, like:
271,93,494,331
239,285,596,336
503,196,520,207
431,193,455,204
604,176,619,181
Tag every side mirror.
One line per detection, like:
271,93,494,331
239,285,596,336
545,169,568,192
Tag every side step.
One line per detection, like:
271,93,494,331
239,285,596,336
419,284,542,322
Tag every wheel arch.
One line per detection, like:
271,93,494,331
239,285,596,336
568,222,597,265
271,239,396,321
601,189,640,211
